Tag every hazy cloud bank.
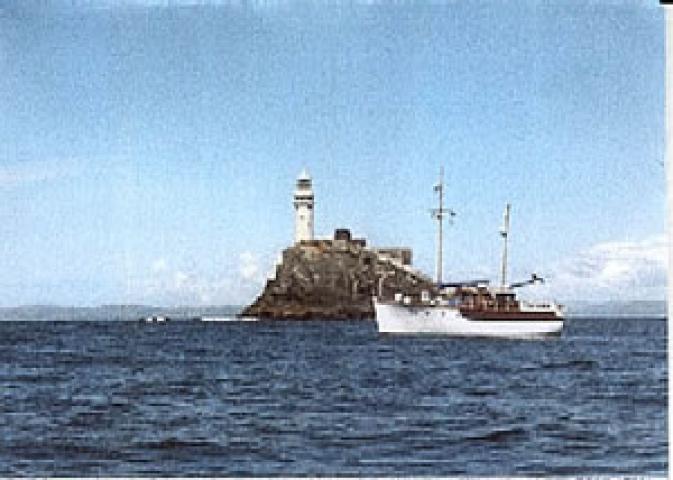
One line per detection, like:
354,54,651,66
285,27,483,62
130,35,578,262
132,233,667,305
131,252,268,306
537,234,667,302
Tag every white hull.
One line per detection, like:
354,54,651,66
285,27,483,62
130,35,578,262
374,301,563,338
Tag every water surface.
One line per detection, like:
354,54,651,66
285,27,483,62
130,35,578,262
0,316,666,475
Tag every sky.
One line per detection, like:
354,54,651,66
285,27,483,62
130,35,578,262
0,0,666,306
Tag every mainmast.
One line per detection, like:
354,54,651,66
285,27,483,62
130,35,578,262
500,203,511,288
432,167,455,285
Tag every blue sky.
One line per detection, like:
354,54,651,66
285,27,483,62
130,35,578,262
0,0,666,306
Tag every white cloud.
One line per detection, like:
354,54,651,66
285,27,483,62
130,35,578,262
239,251,260,281
140,263,224,305
79,0,250,8
173,271,189,288
74,0,338,12
532,234,668,302
0,160,80,188
151,258,168,273
130,252,269,306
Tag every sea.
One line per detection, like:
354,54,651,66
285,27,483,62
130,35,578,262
0,315,666,476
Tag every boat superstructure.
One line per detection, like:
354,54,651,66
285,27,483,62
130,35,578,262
373,170,564,337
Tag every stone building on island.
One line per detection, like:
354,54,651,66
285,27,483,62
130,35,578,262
240,169,434,319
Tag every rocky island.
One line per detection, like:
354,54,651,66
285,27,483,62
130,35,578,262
241,170,434,320
241,235,434,319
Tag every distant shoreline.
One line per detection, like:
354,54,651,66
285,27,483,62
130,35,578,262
0,301,666,321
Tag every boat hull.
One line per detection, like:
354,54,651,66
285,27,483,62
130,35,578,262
374,301,563,337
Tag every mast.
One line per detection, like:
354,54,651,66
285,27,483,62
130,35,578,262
432,167,455,285
500,203,511,288
436,168,444,284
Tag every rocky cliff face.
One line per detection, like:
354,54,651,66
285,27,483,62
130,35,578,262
241,240,435,319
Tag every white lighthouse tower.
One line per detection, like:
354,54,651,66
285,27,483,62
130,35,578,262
293,168,314,243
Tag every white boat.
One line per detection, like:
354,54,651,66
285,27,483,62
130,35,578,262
374,168,564,338
144,315,167,323
374,293,564,338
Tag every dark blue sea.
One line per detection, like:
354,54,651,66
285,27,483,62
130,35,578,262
0,316,666,476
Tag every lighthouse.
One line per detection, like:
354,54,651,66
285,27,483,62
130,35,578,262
293,168,314,243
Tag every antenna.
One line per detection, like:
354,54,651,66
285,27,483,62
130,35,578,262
500,203,511,288
431,167,456,285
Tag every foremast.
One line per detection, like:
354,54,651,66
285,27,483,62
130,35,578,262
432,167,455,285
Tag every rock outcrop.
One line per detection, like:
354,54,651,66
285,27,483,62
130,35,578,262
241,240,435,319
